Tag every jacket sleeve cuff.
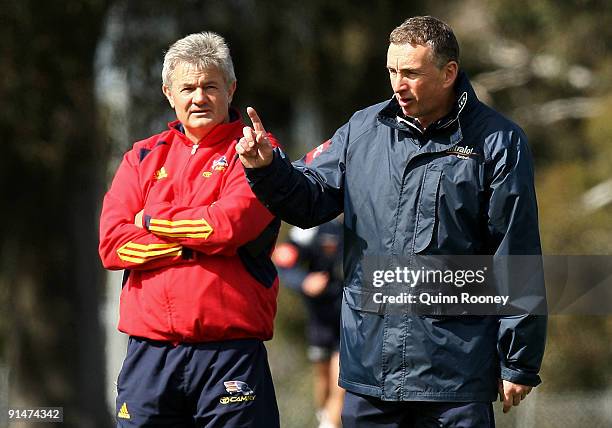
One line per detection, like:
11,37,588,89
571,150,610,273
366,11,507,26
500,366,541,387
142,202,170,230
244,149,293,209
244,148,286,181
144,214,152,230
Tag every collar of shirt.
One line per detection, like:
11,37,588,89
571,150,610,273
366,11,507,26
396,91,468,135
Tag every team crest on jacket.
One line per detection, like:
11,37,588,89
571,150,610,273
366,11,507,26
212,156,229,171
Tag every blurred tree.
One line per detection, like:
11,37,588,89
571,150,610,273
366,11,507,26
0,1,112,427
101,0,439,152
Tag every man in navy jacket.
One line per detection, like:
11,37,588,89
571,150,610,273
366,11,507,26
237,16,546,428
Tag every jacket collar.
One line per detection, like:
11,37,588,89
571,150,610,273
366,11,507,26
377,70,478,138
168,108,243,147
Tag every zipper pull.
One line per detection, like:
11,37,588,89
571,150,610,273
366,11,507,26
191,144,199,155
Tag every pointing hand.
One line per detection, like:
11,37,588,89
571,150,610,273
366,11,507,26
236,107,274,168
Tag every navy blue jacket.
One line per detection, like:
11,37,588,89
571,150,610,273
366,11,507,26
246,72,546,401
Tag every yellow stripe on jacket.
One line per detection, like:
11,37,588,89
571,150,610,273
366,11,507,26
148,218,213,239
117,241,182,263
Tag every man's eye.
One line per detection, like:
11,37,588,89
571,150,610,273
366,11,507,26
388,69,397,75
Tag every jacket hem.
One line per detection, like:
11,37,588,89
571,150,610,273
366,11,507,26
340,378,497,402
386,391,498,402
339,378,382,398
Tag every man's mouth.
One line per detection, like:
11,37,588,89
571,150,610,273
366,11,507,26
398,96,413,105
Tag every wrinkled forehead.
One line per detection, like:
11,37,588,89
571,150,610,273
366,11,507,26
386,42,434,68
170,61,225,85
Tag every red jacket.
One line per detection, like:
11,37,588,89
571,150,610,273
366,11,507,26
99,113,279,342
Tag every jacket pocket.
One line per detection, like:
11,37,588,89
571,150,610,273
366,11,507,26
413,169,442,253
344,286,384,315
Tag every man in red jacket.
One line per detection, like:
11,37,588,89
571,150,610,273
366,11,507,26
99,32,280,428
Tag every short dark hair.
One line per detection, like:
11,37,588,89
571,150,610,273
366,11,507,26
389,16,459,68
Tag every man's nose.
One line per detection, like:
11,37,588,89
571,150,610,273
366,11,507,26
193,87,206,104
392,74,406,93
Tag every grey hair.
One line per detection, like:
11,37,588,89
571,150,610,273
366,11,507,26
162,32,236,88
389,16,459,68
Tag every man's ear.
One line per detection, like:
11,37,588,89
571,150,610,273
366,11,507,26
227,80,237,103
443,61,459,89
162,84,175,109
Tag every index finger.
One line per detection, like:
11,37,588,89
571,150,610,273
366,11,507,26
246,106,266,134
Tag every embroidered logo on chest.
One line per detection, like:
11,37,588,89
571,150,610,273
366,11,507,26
445,144,478,160
153,166,168,180
212,156,229,171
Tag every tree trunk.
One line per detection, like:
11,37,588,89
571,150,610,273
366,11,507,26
0,1,112,426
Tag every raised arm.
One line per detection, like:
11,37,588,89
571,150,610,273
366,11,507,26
237,107,345,228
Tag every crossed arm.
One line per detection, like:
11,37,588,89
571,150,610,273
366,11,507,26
99,144,274,270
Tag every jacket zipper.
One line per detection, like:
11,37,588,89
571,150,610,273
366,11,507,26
167,141,199,332
177,143,200,201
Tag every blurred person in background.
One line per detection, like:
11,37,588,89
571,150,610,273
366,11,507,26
99,32,280,427
272,217,345,428
237,15,546,428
